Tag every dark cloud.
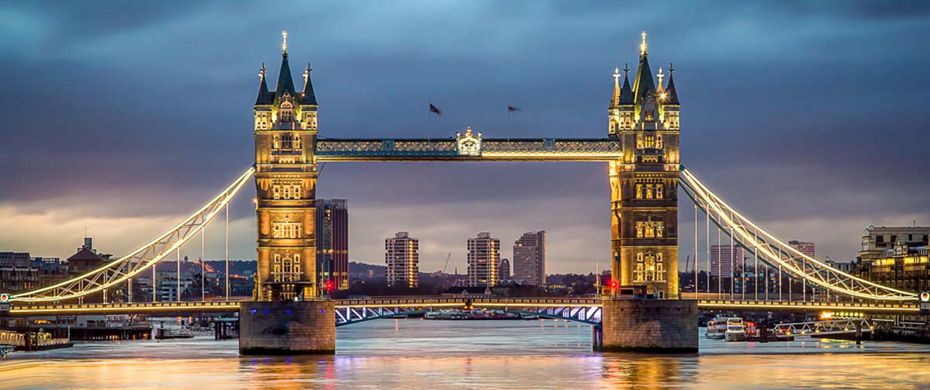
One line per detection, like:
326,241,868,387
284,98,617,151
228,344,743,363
1,0,929,267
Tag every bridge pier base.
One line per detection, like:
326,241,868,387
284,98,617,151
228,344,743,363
239,300,335,355
596,298,698,353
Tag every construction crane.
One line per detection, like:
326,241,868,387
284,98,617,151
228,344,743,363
441,252,452,273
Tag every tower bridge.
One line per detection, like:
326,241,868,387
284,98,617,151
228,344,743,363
3,31,924,354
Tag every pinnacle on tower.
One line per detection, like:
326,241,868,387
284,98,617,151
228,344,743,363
665,63,680,105
301,63,318,105
610,67,621,109
255,63,272,105
632,31,656,106
282,30,288,54
619,64,634,105
273,30,297,104
657,66,665,95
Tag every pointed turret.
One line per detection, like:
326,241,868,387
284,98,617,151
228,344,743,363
620,64,634,105
301,63,318,105
632,31,656,106
274,31,297,104
665,63,679,105
255,63,272,105
609,67,621,109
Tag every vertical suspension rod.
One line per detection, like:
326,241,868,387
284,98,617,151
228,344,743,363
201,225,205,302
225,203,230,301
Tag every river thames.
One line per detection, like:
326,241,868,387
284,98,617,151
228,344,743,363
3,319,930,389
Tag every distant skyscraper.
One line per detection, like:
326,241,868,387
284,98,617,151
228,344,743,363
710,245,745,277
788,240,815,258
467,232,500,287
316,199,349,291
513,231,546,286
498,258,511,280
385,232,419,288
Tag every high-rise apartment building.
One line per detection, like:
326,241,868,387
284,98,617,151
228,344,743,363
513,231,546,286
316,199,349,291
385,232,419,288
467,232,500,287
710,245,745,277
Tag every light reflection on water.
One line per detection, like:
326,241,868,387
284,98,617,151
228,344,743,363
3,319,930,389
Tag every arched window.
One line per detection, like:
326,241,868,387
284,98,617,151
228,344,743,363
279,101,294,123
656,253,665,282
644,252,656,281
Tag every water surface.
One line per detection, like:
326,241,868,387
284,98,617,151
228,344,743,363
3,320,930,389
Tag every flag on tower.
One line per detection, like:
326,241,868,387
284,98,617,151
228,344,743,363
429,103,442,116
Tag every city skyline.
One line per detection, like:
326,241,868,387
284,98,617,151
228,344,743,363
2,2,930,274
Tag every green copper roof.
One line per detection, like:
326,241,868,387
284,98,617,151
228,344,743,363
665,71,679,105
620,71,634,105
632,54,655,106
273,52,297,103
255,73,272,105
301,64,318,106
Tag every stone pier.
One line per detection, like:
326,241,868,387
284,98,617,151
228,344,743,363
239,299,335,355
597,298,698,353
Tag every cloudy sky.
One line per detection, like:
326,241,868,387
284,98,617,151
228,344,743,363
1,1,929,274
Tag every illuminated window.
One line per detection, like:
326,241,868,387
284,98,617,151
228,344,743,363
656,134,663,149
635,220,663,238
279,101,294,123
272,222,302,239
655,183,664,199
634,252,645,282
273,135,280,149
645,184,654,199
635,184,643,199
656,253,665,282
271,183,301,200
636,134,644,149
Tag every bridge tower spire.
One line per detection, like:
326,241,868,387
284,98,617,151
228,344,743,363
609,31,680,299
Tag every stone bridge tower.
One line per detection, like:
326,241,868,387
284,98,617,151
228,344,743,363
252,31,320,301
608,32,681,298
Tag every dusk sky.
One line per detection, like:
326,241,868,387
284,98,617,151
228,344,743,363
1,1,929,274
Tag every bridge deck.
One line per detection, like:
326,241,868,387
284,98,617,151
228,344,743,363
5,297,918,316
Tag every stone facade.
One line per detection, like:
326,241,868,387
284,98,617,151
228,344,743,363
597,298,697,352
253,32,320,301
609,32,680,298
239,300,335,355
